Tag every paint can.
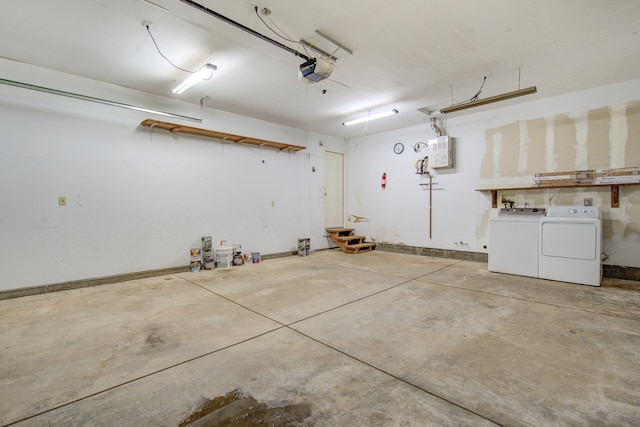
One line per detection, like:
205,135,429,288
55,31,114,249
244,252,252,262
216,246,233,269
252,252,261,263
201,236,213,267
232,244,243,266
298,238,310,256
190,246,202,272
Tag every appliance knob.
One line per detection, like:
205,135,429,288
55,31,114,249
569,208,577,214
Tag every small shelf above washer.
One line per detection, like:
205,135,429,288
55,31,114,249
475,183,639,208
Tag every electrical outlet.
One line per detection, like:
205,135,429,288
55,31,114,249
58,196,66,206
584,198,593,206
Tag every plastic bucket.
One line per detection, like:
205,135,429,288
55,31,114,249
216,247,233,269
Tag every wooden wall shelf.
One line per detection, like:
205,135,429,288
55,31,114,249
140,119,306,152
476,183,639,208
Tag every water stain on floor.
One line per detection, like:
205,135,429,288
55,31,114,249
141,324,180,353
179,389,312,426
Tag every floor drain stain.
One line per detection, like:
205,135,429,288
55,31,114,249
179,389,311,426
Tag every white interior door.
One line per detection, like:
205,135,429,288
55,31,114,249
324,150,344,228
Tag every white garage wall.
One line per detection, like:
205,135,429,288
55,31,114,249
0,61,344,291
2,58,638,293
345,122,488,251
347,79,640,269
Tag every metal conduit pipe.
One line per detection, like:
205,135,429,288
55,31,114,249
431,117,444,137
0,78,204,123
178,0,310,61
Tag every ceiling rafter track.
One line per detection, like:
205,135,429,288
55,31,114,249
0,78,203,123
178,0,310,61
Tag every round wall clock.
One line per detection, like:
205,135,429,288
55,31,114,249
393,142,404,154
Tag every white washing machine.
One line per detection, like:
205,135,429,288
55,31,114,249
489,208,546,278
538,206,602,286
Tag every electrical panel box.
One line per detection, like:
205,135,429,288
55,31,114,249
427,136,453,168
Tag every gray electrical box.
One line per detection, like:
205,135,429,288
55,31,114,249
427,136,453,168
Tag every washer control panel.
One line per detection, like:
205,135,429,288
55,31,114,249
498,207,546,216
546,206,600,218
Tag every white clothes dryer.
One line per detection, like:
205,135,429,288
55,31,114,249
538,206,602,286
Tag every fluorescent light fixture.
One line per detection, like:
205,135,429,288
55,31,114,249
171,63,217,95
440,86,537,114
343,109,399,126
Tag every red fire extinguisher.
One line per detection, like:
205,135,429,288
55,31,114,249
381,172,387,189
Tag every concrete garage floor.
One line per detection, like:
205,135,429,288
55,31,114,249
1,250,639,426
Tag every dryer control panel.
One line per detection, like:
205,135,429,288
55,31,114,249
546,206,600,218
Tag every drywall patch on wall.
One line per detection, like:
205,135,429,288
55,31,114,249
480,117,545,180
526,118,547,174
493,131,502,177
545,117,557,172
553,114,579,171
572,111,589,170
517,120,529,173
372,225,403,243
610,104,628,169
497,122,520,178
480,102,639,191
482,101,639,181
624,101,640,166
480,129,496,179
586,107,610,168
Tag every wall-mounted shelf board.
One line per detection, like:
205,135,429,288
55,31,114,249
476,183,639,208
140,119,306,152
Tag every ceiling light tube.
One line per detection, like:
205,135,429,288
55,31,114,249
315,30,353,56
440,86,537,114
343,109,399,126
171,63,217,95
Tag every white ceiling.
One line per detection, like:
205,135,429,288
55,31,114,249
1,0,639,138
